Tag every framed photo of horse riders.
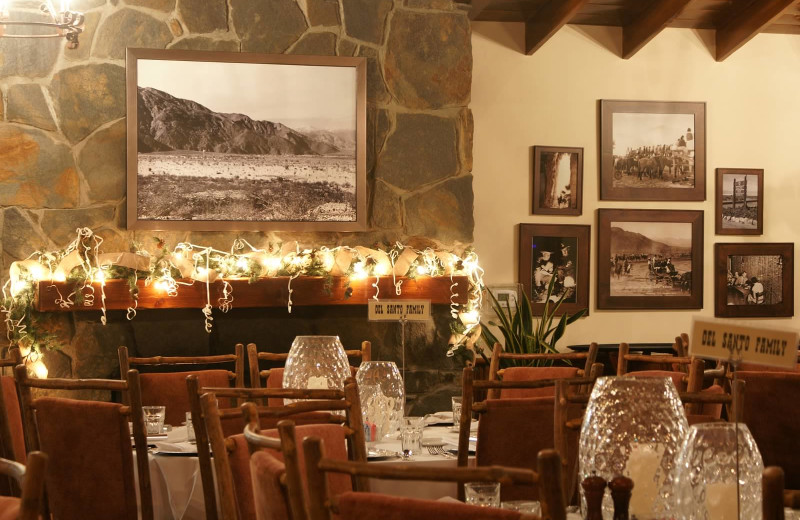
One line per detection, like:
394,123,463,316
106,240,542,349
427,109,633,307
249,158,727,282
714,242,794,318
597,209,703,310
532,146,583,215
599,100,706,201
715,168,764,236
518,223,590,316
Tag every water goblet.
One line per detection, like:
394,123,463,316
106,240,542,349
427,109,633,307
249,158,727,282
143,405,166,436
464,482,500,508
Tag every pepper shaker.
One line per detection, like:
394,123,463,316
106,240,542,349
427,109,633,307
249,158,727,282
581,474,607,520
609,475,634,520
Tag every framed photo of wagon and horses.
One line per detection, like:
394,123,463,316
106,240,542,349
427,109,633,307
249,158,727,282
126,48,367,231
715,168,763,235
597,209,703,310
714,243,793,318
600,100,706,201
532,146,583,215
519,223,590,316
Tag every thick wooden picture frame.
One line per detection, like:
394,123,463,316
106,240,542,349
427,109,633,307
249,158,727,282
600,99,706,201
715,168,764,236
519,223,590,316
597,209,703,310
126,48,367,231
532,146,583,215
715,242,794,318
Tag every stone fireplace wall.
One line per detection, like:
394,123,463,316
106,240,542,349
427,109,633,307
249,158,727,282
0,0,474,412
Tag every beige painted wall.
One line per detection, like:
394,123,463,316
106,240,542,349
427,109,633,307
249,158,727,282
471,21,800,348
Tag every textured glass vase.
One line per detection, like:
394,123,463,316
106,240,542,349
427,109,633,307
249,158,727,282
579,376,689,520
356,361,404,442
674,423,763,520
282,336,351,402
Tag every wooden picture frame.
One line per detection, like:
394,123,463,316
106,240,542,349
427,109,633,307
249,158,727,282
519,224,590,316
600,99,706,201
532,146,583,215
714,242,794,318
597,209,703,310
715,168,764,235
126,48,367,231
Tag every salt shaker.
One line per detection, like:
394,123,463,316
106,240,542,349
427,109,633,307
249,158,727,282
582,474,606,520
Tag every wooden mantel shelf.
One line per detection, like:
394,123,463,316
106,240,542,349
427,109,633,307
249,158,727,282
33,276,470,312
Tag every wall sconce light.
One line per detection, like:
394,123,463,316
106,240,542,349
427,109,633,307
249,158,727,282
0,0,84,49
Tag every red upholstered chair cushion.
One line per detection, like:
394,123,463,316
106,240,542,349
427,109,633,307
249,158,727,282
250,450,289,520
626,370,687,392
337,492,523,520
476,397,557,501
245,423,352,520
0,496,20,520
141,369,232,426
699,383,724,418
35,397,138,520
499,366,580,398
738,362,800,372
1,376,25,463
738,371,800,489
265,369,284,407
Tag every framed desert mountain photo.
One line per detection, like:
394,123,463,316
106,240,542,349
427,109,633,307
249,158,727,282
715,168,764,236
519,223,590,316
600,100,706,201
126,48,367,231
715,242,793,318
597,209,703,310
532,146,583,215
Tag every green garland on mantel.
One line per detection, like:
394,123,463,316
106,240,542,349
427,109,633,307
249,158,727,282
2,228,484,377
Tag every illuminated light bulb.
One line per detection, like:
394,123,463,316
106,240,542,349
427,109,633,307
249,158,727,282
459,310,480,326
266,257,282,271
31,360,48,379
416,265,429,275
236,257,249,270
53,271,66,282
373,262,389,276
10,279,27,297
320,251,335,271
28,263,46,281
351,261,367,280
155,280,169,292
19,345,31,358
95,271,106,283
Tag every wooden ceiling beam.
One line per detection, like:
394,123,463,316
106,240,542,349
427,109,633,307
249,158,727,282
715,0,796,61
467,0,494,21
525,0,591,55
622,0,694,59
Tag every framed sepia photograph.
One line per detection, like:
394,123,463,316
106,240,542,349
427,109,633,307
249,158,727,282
597,209,703,310
600,100,706,201
126,48,367,231
715,243,794,318
715,168,764,235
519,224,590,316
532,146,583,215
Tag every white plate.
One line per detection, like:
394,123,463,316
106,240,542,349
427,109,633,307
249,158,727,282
421,437,444,446
367,448,399,461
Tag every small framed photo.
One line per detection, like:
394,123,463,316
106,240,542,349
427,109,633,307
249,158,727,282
532,146,583,215
518,224,590,316
714,243,794,318
715,168,763,235
600,99,706,201
597,209,704,310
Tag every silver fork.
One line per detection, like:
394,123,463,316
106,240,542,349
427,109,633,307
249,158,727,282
426,444,456,458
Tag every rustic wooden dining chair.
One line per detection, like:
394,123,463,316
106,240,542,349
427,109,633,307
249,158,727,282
486,342,599,399
0,347,25,498
246,341,370,404
0,450,47,520
303,435,566,520
457,363,602,501
243,412,361,520
15,366,153,520
119,344,245,426
187,376,367,520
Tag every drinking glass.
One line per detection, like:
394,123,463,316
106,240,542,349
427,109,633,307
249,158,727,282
451,396,463,425
400,426,421,459
143,405,166,436
464,482,500,508
402,416,425,432
674,423,763,520
579,376,689,519
185,411,196,443
501,500,540,514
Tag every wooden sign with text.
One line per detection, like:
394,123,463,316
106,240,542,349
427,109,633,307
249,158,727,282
690,318,798,369
367,300,431,322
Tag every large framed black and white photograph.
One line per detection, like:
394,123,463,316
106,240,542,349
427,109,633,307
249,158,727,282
597,209,703,310
519,224,590,316
715,168,763,235
715,243,793,318
532,146,583,215
600,100,706,201
126,48,367,231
